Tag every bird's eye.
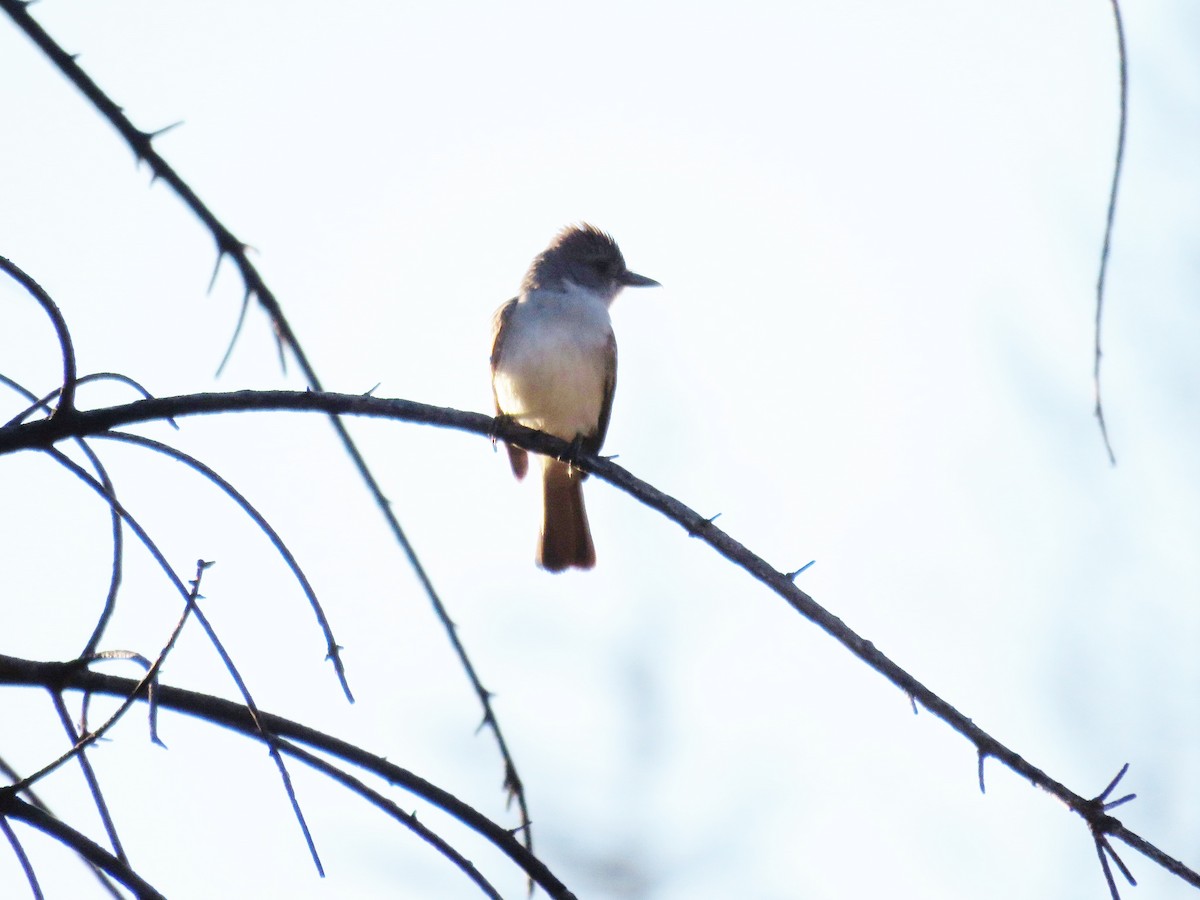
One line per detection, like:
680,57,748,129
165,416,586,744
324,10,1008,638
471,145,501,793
591,259,609,275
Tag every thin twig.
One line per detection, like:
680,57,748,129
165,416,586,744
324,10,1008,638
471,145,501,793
0,256,76,415
0,815,43,900
278,739,505,900
39,446,325,877
0,795,166,900
95,431,354,701
0,756,123,899
10,563,204,796
47,694,127,864
1093,0,1127,466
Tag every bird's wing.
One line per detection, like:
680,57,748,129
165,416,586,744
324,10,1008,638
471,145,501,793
489,297,528,479
585,328,618,456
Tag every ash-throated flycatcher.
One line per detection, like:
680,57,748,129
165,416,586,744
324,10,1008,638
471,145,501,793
490,224,659,572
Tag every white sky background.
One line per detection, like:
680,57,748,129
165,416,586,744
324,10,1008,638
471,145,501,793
2,1,1199,898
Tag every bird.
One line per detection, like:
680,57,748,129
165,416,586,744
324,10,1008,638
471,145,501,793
490,224,659,572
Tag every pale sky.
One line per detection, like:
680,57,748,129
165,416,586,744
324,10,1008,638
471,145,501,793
2,2,1200,898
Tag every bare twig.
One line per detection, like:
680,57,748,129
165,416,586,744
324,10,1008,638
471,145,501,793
9,562,205,796
0,794,166,900
0,256,76,416
48,693,127,864
0,756,122,899
0,815,43,900
278,739,506,900
95,431,354,701
1093,0,1128,466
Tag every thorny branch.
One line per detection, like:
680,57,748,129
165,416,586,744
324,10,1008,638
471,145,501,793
0,657,577,900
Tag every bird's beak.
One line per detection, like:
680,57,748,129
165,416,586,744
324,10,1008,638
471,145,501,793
621,270,660,288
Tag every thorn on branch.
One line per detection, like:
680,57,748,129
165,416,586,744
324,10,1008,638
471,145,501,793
1097,762,1130,804
207,249,226,294
1104,793,1136,812
144,120,184,142
215,287,253,377
687,512,721,537
977,750,988,795
785,560,815,580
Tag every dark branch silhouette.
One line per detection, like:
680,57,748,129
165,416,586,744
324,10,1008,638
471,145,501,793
0,794,166,899
0,655,578,900
1094,0,1127,466
0,257,77,418
0,815,42,900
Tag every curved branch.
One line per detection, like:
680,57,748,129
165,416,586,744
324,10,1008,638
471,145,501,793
0,815,42,900
0,256,77,415
0,795,165,900
0,656,577,900
0,373,126,668
94,431,353,702
0,756,123,899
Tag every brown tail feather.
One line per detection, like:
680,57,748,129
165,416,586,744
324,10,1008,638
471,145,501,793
538,460,595,572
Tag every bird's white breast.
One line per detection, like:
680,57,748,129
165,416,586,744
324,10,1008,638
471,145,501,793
493,284,614,441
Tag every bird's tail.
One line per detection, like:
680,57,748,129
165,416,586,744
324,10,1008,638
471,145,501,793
538,459,595,572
